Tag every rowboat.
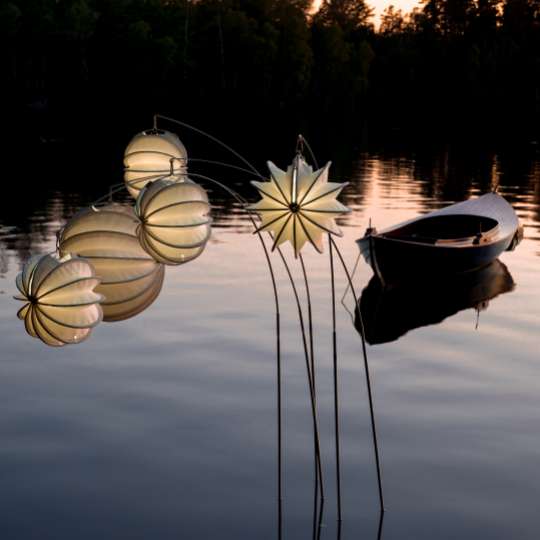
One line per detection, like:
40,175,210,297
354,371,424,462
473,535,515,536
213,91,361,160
355,260,515,345
357,192,523,284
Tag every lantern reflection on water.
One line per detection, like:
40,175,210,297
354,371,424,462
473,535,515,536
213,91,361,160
124,129,188,199
135,177,212,265
14,254,103,346
58,204,165,322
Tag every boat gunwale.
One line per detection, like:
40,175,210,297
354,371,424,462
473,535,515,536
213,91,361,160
374,192,517,235
380,212,501,246
370,231,512,250
359,193,518,250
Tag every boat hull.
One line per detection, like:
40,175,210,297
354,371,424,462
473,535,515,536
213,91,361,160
362,233,513,283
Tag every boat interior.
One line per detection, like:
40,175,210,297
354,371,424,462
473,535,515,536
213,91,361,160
382,214,500,245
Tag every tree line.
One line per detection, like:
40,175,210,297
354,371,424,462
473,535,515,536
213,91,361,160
1,0,539,144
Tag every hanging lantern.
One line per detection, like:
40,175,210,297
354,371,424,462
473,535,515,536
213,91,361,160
58,204,165,322
247,156,350,256
124,129,188,199
135,177,212,265
14,254,103,347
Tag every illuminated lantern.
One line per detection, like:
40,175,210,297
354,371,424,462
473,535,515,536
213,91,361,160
14,254,103,347
58,204,165,322
124,129,188,199
247,156,350,256
135,178,211,265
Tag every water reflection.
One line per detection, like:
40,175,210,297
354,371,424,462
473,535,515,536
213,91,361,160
357,260,515,345
2,141,540,540
2,143,540,275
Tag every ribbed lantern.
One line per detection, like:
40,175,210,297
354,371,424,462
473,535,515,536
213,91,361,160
14,254,103,347
58,204,165,322
135,177,212,265
124,129,188,199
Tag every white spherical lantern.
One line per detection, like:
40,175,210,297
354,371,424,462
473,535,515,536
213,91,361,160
14,253,103,347
124,129,188,199
135,178,212,265
58,204,165,322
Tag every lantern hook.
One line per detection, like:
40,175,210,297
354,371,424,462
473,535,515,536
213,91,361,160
299,135,320,169
296,134,304,157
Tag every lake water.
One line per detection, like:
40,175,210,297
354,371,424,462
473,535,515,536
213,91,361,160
1,140,539,539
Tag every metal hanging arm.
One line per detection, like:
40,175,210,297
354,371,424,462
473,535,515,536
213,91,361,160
188,158,264,179
300,135,320,170
154,114,263,179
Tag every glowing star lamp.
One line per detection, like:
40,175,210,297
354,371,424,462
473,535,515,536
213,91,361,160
124,129,188,199
247,155,350,256
14,254,103,347
135,177,212,265
58,204,165,322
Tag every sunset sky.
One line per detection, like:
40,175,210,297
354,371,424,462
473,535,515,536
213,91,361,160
312,0,423,24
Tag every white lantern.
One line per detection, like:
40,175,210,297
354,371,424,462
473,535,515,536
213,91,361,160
14,254,103,347
124,129,188,199
58,204,165,322
135,178,212,265
247,156,350,256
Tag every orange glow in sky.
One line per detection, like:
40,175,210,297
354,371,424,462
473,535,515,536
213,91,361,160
311,0,422,25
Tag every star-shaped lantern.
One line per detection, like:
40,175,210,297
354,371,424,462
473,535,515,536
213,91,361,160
247,155,350,256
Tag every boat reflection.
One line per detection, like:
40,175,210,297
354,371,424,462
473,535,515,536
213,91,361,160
356,260,516,345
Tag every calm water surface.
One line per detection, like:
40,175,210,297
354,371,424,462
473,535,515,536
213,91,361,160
1,143,539,539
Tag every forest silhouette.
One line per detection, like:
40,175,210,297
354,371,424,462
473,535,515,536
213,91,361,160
2,0,540,146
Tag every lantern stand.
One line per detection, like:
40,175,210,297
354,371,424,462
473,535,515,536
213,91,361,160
92,119,383,517
129,118,379,520
186,170,329,535
187,170,326,504
329,237,343,523
156,120,385,517
13,117,386,531
171,169,285,537
88,157,290,535
298,139,343,521
300,135,385,514
308,473,325,540
151,115,327,507
298,252,321,536
293,123,323,523
316,496,325,540
272,235,325,499
377,508,385,540
329,235,385,512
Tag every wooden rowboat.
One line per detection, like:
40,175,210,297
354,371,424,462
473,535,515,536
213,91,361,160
357,192,523,284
